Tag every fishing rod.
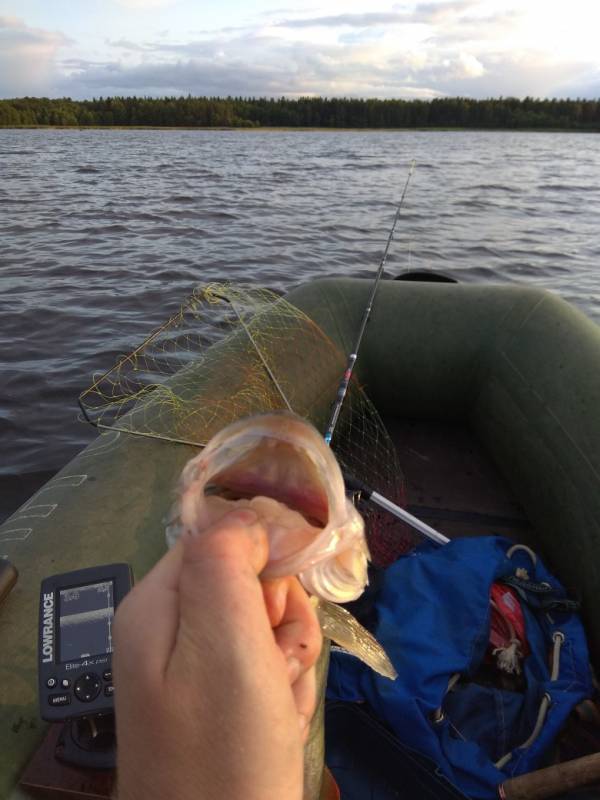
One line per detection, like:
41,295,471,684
324,159,416,446
214,171,449,547
321,161,449,546
344,473,449,546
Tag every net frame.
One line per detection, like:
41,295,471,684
79,283,415,564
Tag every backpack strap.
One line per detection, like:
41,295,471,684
502,543,581,612
494,632,565,769
502,575,581,613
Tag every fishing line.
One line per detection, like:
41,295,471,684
324,159,416,446
220,172,448,547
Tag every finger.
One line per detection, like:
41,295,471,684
261,578,288,629
175,509,273,657
292,665,318,742
273,577,322,680
184,508,269,576
113,539,184,682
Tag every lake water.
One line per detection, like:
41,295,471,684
1,128,599,520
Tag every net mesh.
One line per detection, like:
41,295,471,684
79,283,417,565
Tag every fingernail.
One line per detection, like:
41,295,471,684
287,656,302,683
224,509,258,526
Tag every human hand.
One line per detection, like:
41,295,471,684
113,508,323,800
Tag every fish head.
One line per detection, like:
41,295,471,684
166,411,369,602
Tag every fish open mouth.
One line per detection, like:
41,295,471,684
168,412,368,601
206,438,330,528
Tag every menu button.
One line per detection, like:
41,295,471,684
48,693,71,707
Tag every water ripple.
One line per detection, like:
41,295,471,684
0,128,599,501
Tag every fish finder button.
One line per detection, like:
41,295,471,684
49,693,71,707
74,672,101,703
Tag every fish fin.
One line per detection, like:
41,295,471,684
315,598,397,680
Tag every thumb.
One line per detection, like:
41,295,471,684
176,509,271,651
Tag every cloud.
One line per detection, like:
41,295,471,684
3,3,599,102
422,7,522,48
274,1,479,29
411,0,477,24
0,16,71,98
275,12,409,28
113,0,179,8
107,37,154,52
59,57,289,99
557,71,600,99
55,33,507,101
456,52,485,78
474,51,593,98
55,24,597,102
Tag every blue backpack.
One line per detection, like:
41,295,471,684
327,536,593,799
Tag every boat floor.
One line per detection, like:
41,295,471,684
384,417,532,543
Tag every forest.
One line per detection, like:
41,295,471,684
1,95,599,129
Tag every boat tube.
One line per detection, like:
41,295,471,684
1,279,599,799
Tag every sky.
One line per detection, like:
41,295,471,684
1,0,599,100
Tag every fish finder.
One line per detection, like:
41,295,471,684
38,563,132,769
39,563,132,721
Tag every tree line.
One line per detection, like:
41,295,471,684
1,95,599,129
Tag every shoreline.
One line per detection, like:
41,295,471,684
1,125,599,133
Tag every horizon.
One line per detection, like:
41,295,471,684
1,1,599,101
2,94,597,103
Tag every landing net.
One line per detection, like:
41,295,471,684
79,283,416,565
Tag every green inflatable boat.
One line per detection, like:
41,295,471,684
1,279,599,799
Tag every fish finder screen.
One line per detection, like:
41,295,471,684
58,581,115,663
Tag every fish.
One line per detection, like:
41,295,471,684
166,411,368,601
166,411,396,680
